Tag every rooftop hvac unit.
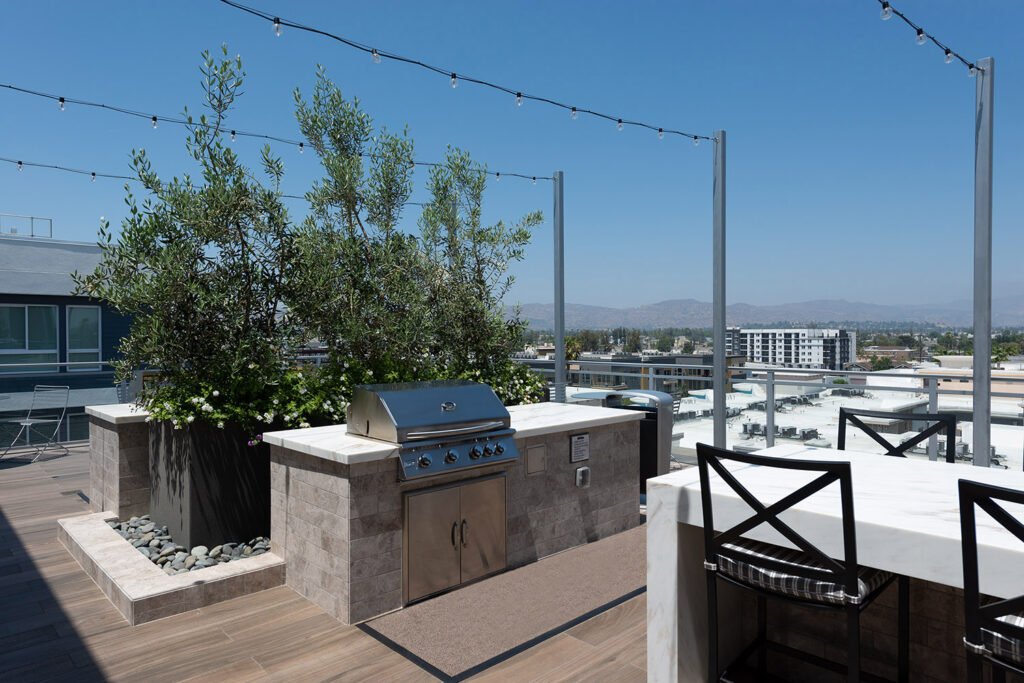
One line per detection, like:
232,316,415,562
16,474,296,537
955,442,969,456
780,426,798,438
799,428,820,441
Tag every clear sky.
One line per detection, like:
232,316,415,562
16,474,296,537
2,1,1021,309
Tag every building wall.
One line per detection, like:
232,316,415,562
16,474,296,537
727,328,855,371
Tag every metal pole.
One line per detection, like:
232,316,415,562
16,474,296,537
553,170,566,403
713,131,727,448
973,58,994,467
927,377,938,461
765,370,775,448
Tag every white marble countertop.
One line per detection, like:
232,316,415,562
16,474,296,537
262,402,643,465
649,443,1024,597
85,403,150,424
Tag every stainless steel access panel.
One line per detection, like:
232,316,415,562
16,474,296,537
403,473,507,604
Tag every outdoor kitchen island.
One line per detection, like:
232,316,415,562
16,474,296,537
262,399,644,624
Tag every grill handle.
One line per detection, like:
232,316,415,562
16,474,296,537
460,519,468,547
405,421,504,440
451,521,458,549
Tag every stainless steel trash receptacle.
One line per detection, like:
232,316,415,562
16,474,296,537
605,390,673,494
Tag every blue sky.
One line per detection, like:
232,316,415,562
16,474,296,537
2,1,1021,309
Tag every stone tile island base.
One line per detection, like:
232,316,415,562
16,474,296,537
59,512,284,625
86,405,151,519
264,403,644,625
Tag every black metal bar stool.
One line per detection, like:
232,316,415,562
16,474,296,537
696,442,910,682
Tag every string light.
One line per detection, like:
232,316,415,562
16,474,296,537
91,172,96,182
616,119,623,131
693,137,699,147
273,17,281,37
516,92,522,107
570,107,577,120
216,0,714,146
372,49,380,64
873,0,979,76
298,142,304,154
495,172,500,182
17,161,23,172
532,177,536,185
59,96,65,111
0,83,551,184
658,128,664,140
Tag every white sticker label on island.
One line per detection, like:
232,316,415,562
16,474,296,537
570,433,590,462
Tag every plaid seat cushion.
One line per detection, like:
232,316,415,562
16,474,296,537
716,538,892,605
982,613,1024,664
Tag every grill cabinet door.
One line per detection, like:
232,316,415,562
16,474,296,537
405,486,462,602
458,475,507,583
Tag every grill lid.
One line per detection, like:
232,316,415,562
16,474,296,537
347,379,511,444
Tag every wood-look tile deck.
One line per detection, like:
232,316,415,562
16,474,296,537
0,445,645,682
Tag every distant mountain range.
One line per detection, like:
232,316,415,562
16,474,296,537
512,297,1024,330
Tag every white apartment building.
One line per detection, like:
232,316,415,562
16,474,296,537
725,328,856,370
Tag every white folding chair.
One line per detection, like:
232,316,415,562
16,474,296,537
1,385,71,461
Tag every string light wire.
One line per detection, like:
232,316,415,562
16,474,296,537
876,1,979,75
0,83,552,183
216,0,715,144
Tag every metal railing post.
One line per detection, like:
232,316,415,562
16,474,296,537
927,377,939,461
973,57,994,467
712,130,727,448
552,170,566,403
765,370,775,448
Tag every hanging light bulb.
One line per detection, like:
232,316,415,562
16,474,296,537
916,28,926,46
658,128,664,140
151,116,158,130
372,49,381,64
230,130,236,142
59,97,65,111
944,49,954,64
17,161,23,172
880,1,892,20
532,177,537,185
298,142,304,154
91,172,96,183
693,137,700,147
516,92,522,107
616,119,623,131
571,107,578,120
495,172,500,182
968,64,977,78
273,17,281,37
450,73,458,88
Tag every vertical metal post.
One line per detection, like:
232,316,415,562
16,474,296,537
553,171,566,403
713,131,727,448
649,364,656,392
973,58,994,467
765,370,775,448
927,377,938,461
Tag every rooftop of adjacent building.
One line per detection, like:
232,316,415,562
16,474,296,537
0,233,102,297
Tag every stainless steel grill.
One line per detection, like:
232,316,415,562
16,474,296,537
347,380,520,480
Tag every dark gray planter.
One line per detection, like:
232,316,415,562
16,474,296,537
149,420,270,550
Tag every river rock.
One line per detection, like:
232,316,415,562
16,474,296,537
209,545,222,558
184,555,197,570
139,522,155,533
191,545,208,558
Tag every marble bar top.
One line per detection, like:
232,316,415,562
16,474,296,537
261,402,644,466
648,443,1024,599
85,403,151,425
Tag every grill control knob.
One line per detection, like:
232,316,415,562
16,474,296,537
494,443,505,455
483,444,494,457
469,446,482,460
417,455,432,469
444,450,458,464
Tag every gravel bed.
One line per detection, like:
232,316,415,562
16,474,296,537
108,515,270,575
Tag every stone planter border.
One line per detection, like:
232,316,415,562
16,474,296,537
59,511,284,625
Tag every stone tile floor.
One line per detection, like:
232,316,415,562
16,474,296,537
0,443,645,681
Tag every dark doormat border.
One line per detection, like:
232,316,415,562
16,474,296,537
357,584,647,682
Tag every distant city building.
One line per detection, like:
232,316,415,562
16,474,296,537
863,345,916,361
566,352,746,395
725,327,855,371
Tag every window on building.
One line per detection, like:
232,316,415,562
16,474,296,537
67,306,102,371
0,305,58,373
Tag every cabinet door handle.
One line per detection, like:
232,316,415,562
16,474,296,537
451,521,459,549
460,519,469,547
